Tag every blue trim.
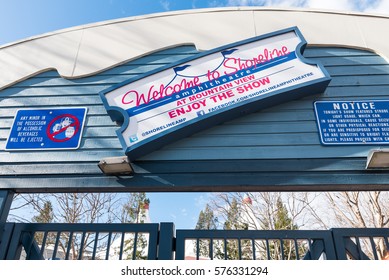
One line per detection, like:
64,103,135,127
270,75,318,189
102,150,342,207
99,26,331,160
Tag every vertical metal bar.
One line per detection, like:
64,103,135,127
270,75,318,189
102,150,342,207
224,238,228,260
0,191,13,224
25,232,35,259
369,237,378,260
78,232,86,260
294,239,300,260
252,239,256,260
209,238,213,260
384,237,389,250
39,231,48,258
158,223,174,260
91,232,99,260
280,239,284,260
196,238,200,260
52,231,61,260
132,232,139,260
0,191,14,253
238,238,242,260
330,229,347,260
6,224,24,259
21,231,43,260
65,232,73,260
118,232,125,260
0,223,15,260
266,239,271,260
355,237,365,260
105,232,112,260
321,231,337,260
307,238,313,259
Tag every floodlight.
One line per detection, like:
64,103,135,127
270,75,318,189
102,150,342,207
366,149,389,169
98,156,133,175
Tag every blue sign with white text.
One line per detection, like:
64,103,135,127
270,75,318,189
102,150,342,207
6,108,87,150
314,101,389,145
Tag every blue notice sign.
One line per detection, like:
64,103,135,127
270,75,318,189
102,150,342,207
6,108,87,151
314,101,389,145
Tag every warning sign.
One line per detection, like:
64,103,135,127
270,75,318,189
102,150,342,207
47,114,81,142
6,108,87,151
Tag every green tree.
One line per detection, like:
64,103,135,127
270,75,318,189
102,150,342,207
32,200,54,223
32,201,55,248
122,193,150,223
262,197,302,260
195,204,218,230
194,204,218,259
207,198,251,260
223,198,248,231
121,193,150,260
273,197,298,231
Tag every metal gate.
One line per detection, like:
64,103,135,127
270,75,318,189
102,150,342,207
1,222,388,260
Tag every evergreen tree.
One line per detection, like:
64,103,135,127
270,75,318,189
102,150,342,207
194,204,218,259
122,193,149,223
264,197,302,260
195,204,217,230
213,198,251,260
32,200,54,223
274,197,298,231
223,198,248,231
121,193,150,260
32,201,54,246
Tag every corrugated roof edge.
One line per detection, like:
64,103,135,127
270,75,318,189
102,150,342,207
1,7,389,90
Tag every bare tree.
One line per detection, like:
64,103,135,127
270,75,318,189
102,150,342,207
324,191,389,259
8,192,150,259
205,192,318,259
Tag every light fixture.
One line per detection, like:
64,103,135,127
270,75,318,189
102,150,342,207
366,149,389,169
98,156,134,175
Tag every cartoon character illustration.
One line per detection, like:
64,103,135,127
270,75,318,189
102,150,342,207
61,117,72,128
52,123,62,133
52,117,73,133
65,126,75,138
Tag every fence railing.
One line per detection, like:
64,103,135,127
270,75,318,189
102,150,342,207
1,222,388,260
175,229,336,260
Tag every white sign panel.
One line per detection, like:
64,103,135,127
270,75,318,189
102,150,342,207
100,27,331,159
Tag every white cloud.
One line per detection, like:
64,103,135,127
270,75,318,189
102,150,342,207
365,0,389,15
194,193,214,209
181,208,188,216
220,0,389,15
227,0,306,6
160,0,171,11
304,0,354,11
170,213,177,220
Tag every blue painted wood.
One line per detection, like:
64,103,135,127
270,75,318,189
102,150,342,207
2,45,389,191
0,171,387,193
325,65,389,76
303,47,377,57
0,191,13,223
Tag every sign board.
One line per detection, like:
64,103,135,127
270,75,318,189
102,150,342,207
6,108,87,151
100,27,331,160
314,100,389,145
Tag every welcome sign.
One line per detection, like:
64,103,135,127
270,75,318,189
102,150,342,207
100,27,331,160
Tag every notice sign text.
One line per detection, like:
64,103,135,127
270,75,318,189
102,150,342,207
314,100,389,145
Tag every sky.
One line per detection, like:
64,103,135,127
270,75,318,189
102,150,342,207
2,0,389,46
3,0,389,229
